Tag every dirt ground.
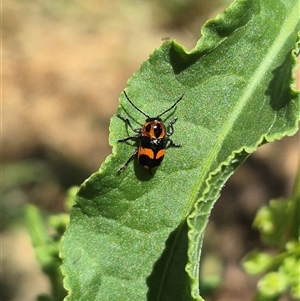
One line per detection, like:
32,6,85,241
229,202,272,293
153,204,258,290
2,1,299,300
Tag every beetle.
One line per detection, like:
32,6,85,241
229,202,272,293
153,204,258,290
117,90,184,173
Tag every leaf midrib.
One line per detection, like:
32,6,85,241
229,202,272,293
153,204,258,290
187,3,299,212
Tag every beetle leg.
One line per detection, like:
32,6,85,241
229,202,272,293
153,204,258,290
118,136,139,143
117,114,141,133
167,138,181,148
166,117,178,136
118,148,138,173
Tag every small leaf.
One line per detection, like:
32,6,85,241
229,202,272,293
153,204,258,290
48,214,70,236
257,272,288,298
243,251,273,274
285,240,300,252
26,204,67,300
281,254,300,298
291,282,300,300
253,206,275,233
64,186,78,212
26,204,50,249
253,200,293,247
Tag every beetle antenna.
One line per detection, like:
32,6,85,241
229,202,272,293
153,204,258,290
123,91,150,118
157,92,185,117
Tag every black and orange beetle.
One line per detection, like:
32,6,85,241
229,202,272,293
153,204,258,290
117,90,184,173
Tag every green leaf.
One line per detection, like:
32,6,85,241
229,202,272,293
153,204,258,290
280,248,300,299
243,251,273,274
257,272,288,298
60,0,300,300
253,200,289,247
253,196,299,247
291,282,300,300
26,204,67,301
64,186,78,212
26,204,52,251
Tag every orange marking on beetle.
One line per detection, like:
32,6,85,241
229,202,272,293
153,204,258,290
141,123,152,138
138,147,154,159
156,149,165,160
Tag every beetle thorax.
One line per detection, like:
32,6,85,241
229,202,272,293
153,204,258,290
142,120,166,140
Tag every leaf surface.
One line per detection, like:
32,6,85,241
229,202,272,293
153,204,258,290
60,0,300,300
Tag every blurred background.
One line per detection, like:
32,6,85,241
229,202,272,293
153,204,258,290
2,0,299,300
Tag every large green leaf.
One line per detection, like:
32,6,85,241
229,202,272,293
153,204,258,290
60,0,300,300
